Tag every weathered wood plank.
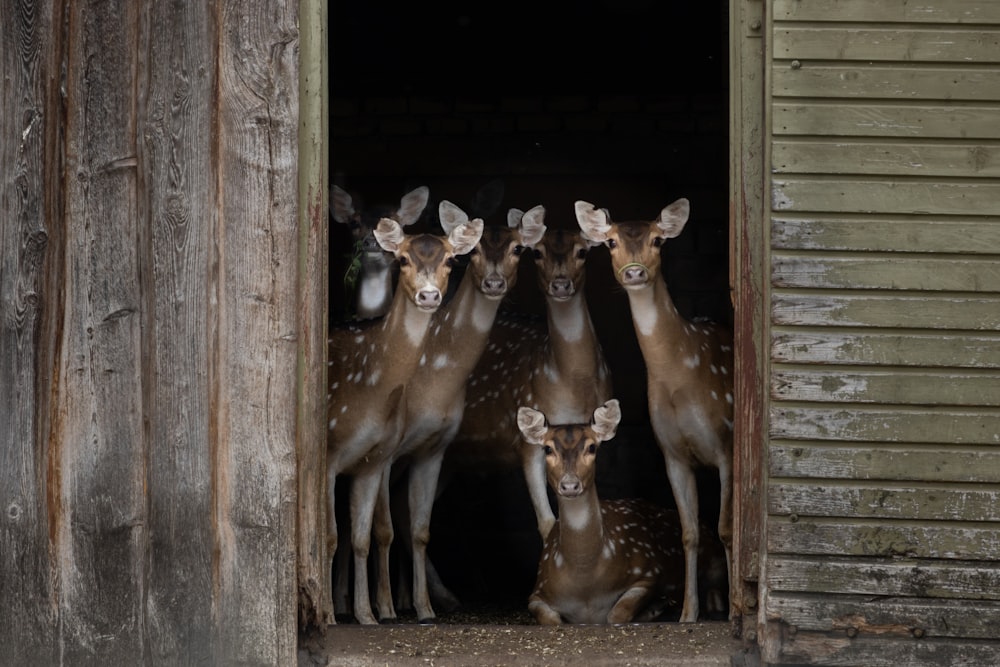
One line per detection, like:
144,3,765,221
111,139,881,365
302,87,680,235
773,64,1000,101
765,555,1000,600
774,0,1000,24
138,1,217,662
58,2,146,664
774,101,1000,139
767,592,1000,640
296,0,331,629
771,368,1000,406
0,0,58,663
771,330,1000,368
772,293,1000,329
772,254,1000,291
772,216,1000,254
769,481,1000,521
772,178,1000,215
771,405,1000,444
773,140,1000,178
769,519,1000,560
775,27,1000,63
216,2,299,663
763,625,1000,667
770,443,1000,483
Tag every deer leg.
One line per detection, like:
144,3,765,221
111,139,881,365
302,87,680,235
326,466,343,622
607,585,653,625
408,448,460,622
522,443,556,539
717,455,734,618
349,469,384,625
665,459,701,623
528,595,563,625
372,467,397,622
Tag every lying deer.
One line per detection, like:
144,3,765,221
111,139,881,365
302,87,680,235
327,215,483,625
575,198,733,623
378,201,546,623
446,224,613,541
517,399,687,625
330,184,429,320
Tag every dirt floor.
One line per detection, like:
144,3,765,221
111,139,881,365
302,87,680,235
298,609,752,667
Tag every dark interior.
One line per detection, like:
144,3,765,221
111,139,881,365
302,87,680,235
329,0,731,621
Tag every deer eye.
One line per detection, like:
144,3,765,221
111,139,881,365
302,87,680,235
587,443,597,455
653,237,663,247
445,257,456,267
513,245,524,256
398,256,409,267
532,249,542,259
607,239,617,249
576,248,587,259
543,445,554,456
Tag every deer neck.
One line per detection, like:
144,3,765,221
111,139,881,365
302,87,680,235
355,264,393,319
553,489,606,567
418,273,501,377
624,278,692,374
545,292,601,376
374,293,435,380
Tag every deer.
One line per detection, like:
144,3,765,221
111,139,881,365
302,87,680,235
371,201,546,623
574,197,733,623
330,183,429,320
516,398,686,624
327,215,483,625
444,224,614,543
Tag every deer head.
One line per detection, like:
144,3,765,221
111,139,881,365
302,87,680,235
575,198,690,290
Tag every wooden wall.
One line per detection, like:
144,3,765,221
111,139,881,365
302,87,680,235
0,1,320,664
758,1,1000,664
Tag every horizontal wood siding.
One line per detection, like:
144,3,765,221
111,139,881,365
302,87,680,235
763,1,1000,664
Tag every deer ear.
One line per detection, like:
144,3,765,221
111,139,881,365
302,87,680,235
518,205,546,247
331,184,354,224
397,186,429,227
448,219,484,256
574,200,612,245
656,198,690,239
373,218,405,253
517,407,549,445
590,399,621,443
507,207,524,228
439,200,469,236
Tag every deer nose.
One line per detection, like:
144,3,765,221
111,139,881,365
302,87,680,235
549,278,573,299
621,265,647,285
482,276,507,296
558,476,582,497
415,288,442,309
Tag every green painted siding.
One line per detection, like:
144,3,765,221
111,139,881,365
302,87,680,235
761,1,1000,664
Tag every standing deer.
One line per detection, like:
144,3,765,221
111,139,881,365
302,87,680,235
376,201,546,623
575,198,733,623
517,399,690,625
327,215,483,625
446,224,614,541
330,184,429,320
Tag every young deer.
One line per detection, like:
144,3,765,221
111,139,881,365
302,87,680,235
331,184,429,320
446,225,614,541
377,201,546,623
327,216,483,625
517,399,686,625
575,198,733,623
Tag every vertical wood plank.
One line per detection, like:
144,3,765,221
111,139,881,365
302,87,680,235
0,0,59,663
57,1,146,663
730,0,767,631
296,0,331,630
137,2,217,662
215,1,299,662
